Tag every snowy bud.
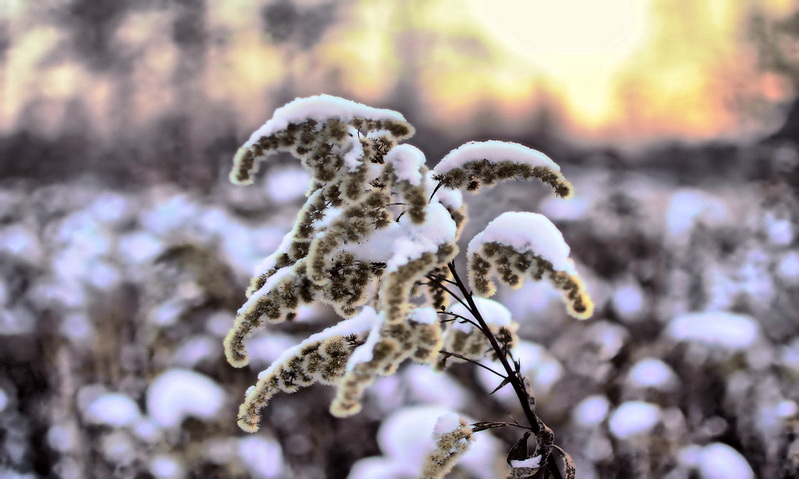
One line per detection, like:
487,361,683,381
432,141,573,198
420,414,474,479
467,212,593,319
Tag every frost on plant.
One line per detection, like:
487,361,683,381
224,94,593,477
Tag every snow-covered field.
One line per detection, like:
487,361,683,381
0,144,797,478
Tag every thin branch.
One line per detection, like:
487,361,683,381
438,351,506,379
426,272,458,286
436,310,486,334
446,262,542,436
427,180,445,203
423,275,471,311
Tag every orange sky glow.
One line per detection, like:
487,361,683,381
0,0,796,146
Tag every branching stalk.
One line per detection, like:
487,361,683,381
445,261,565,479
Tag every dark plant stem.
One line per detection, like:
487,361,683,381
445,261,565,479
446,262,541,435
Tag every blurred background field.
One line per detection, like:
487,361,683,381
0,1,798,478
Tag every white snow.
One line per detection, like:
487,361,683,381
0,224,44,264
264,167,312,204
342,127,365,170
409,307,438,325
697,443,755,479
425,171,463,211
608,401,661,439
357,201,457,273
0,279,8,307
84,393,142,428
88,192,134,226
433,141,561,175
146,369,226,429
243,94,409,147
539,194,590,221
86,260,122,291
345,308,384,371
246,333,301,367
572,395,611,428
149,454,185,479
46,423,79,453
665,189,729,242
586,321,629,360
510,455,541,469
252,230,295,277
756,399,798,440
386,144,426,186
468,212,577,274
117,230,164,265
764,212,794,246
401,364,468,409
238,265,297,316
171,335,219,368
252,308,377,380
101,430,136,464
238,436,285,478
348,457,406,479
433,412,462,435
626,358,678,390
776,251,799,285
312,207,343,230
667,311,760,351
0,306,36,334
612,281,646,321
448,297,513,332
349,405,501,479
140,194,201,236
132,418,162,443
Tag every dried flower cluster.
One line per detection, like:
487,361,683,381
420,413,476,479
224,95,593,477
467,212,593,319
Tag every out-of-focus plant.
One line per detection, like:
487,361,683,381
222,95,593,478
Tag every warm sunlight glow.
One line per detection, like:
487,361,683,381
468,0,642,53
1,0,796,144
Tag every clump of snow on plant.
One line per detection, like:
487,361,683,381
401,364,468,409
357,201,458,273
468,211,577,274
238,436,285,478
84,393,142,427
626,358,678,391
0,387,8,413
665,189,729,242
243,94,409,147
149,454,185,479
448,297,512,332
386,144,426,186
667,312,760,351
572,395,611,428
0,224,44,265
679,443,755,479
348,405,502,479
433,140,562,174
251,309,375,378
776,251,799,285
763,211,794,246
612,280,646,321
146,369,226,428
510,455,541,469
264,167,311,204
608,401,661,439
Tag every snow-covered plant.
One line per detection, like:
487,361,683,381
224,95,593,478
